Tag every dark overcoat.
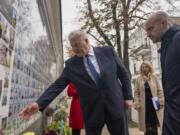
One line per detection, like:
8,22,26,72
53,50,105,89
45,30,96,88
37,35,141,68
159,25,180,135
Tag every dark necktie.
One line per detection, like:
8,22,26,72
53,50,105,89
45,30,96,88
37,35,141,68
86,55,100,82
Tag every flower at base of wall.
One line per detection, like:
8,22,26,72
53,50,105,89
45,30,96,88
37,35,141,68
23,132,35,135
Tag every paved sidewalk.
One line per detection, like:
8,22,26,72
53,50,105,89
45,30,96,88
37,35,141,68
81,127,144,135
67,99,144,135
129,128,144,135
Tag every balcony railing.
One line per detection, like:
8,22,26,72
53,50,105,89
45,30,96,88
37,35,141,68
131,43,151,56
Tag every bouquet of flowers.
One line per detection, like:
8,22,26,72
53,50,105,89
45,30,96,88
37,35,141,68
23,132,35,135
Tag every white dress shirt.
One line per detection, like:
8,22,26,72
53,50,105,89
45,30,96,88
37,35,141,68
83,46,100,82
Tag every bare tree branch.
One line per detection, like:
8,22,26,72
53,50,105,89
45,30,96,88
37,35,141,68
128,0,147,16
87,31,105,46
112,0,122,58
87,0,113,46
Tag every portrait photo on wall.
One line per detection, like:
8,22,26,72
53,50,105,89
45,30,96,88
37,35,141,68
0,40,12,67
9,28,15,49
0,80,2,99
1,89,8,106
0,13,4,38
0,0,16,27
0,12,10,45
1,117,7,129
3,72,9,88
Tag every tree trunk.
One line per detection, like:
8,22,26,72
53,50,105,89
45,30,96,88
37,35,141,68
123,21,130,76
112,0,122,58
123,18,132,122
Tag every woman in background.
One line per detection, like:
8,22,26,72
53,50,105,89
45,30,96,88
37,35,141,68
133,61,164,135
67,82,84,135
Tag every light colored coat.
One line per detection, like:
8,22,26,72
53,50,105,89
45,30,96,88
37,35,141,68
133,74,164,132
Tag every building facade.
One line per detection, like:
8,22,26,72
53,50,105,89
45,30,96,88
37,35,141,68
0,0,63,134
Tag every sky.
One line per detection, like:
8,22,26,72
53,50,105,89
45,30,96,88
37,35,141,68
30,0,81,43
61,0,180,38
61,0,97,49
31,0,180,42
31,0,46,39
31,0,81,41
62,0,81,40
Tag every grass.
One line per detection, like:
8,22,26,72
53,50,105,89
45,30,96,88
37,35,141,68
128,121,138,128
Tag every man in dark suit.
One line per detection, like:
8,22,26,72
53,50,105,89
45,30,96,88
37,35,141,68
19,30,133,135
145,11,180,135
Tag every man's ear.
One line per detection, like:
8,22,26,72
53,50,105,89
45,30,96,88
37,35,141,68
85,38,89,44
161,19,168,28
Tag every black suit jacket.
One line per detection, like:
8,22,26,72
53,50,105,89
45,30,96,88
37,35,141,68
36,46,132,127
159,25,180,135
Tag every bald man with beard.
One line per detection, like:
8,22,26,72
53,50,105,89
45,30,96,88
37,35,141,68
145,11,180,135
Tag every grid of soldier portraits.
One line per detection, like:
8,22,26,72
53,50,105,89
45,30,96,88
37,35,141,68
0,1,56,133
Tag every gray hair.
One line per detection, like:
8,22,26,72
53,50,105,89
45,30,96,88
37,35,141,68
68,30,88,41
151,11,172,24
